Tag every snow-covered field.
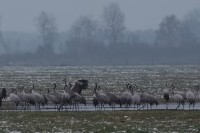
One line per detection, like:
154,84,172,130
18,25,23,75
0,65,199,97
0,65,200,132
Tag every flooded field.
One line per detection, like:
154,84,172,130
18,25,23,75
0,65,199,97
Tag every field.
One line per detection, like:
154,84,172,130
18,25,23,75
0,110,200,133
0,65,200,97
1,65,200,132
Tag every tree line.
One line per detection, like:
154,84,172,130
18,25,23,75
0,3,200,65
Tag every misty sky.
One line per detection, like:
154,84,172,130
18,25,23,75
0,0,200,32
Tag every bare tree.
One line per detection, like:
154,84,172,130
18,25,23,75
67,15,100,55
181,8,200,46
0,15,9,54
36,11,58,55
102,2,125,45
155,15,182,47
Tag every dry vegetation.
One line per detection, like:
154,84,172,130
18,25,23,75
0,110,200,132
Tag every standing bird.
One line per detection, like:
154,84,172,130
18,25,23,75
93,83,109,110
171,84,185,110
39,90,48,108
1,88,6,99
173,92,184,110
186,89,195,110
106,92,122,110
92,94,99,110
8,88,21,109
0,88,7,107
30,84,44,109
69,91,86,111
140,92,158,110
46,88,60,110
130,84,141,110
52,83,62,102
120,83,133,107
163,88,170,109
59,80,71,110
149,96,159,109
195,85,200,103
171,84,186,100
17,87,35,110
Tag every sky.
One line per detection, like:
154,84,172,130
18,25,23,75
0,0,200,32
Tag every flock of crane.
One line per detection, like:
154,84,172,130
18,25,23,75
0,79,88,111
93,82,198,110
0,78,199,111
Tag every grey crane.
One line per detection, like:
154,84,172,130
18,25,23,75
69,90,86,111
93,83,109,110
58,79,71,110
106,92,122,110
38,90,48,108
163,88,170,109
70,79,88,94
46,88,61,111
148,96,159,109
8,88,21,109
120,83,133,107
163,83,170,109
195,85,200,103
50,83,66,111
172,92,184,110
139,88,159,110
171,84,186,100
92,94,99,110
52,83,62,101
30,84,44,109
0,88,7,108
171,85,185,109
17,87,35,110
62,79,71,104
130,84,141,110
186,89,195,110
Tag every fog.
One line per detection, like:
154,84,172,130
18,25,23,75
0,0,200,65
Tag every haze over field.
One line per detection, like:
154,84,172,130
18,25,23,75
0,0,200,65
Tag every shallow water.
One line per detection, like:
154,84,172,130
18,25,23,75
1,102,198,112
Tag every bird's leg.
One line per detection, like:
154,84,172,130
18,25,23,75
11,102,13,110
189,103,191,110
75,102,77,111
166,101,168,110
176,102,180,110
24,102,26,111
193,102,195,110
71,102,73,111
73,102,76,111
139,104,146,110
77,102,79,111
137,104,140,110
111,103,112,110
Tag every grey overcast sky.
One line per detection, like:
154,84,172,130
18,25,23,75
0,0,200,32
